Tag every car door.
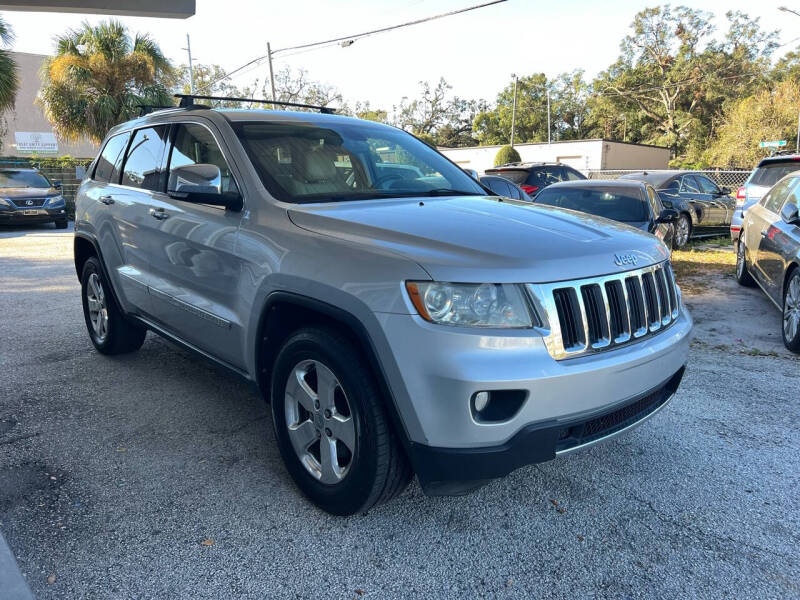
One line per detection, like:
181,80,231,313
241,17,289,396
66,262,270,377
745,178,793,288
678,174,709,225
139,121,247,368
695,174,731,225
758,177,800,301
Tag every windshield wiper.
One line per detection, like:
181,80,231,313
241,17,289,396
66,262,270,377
420,188,483,196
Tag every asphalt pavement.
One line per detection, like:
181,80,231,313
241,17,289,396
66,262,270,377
1,223,798,599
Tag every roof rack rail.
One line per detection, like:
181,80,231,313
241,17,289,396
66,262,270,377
137,104,177,117
769,149,799,157
174,94,337,114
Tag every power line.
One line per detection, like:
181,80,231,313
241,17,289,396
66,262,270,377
206,0,506,89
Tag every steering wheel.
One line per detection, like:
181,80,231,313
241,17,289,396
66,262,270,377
372,173,406,189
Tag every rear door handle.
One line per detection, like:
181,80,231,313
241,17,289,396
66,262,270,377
99,195,114,205
149,208,169,220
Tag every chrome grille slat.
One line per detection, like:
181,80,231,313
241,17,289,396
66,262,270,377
528,261,681,360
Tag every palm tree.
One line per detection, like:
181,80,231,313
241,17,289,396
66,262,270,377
0,15,19,112
39,20,174,142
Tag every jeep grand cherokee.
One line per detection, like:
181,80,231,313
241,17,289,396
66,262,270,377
74,103,692,515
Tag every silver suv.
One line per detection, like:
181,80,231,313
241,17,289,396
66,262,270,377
74,104,692,515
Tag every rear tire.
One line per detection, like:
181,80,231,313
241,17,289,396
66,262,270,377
735,238,756,287
672,214,691,249
782,270,800,354
270,326,412,515
81,257,146,355
54,219,68,229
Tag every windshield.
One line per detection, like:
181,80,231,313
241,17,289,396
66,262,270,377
534,186,649,222
233,120,486,203
750,161,800,187
0,170,51,188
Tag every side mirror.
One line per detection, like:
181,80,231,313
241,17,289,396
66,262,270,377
719,186,731,196
780,202,800,225
167,164,242,212
656,208,679,224
52,180,62,189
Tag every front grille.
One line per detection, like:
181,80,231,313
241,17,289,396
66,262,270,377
529,261,680,360
10,197,47,207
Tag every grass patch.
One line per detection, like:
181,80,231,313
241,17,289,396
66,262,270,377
671,246,736,293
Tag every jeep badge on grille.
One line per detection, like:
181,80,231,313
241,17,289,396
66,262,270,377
614,253,638,267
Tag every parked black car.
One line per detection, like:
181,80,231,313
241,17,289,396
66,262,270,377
484,162,586,198
479,175,533,201
0,168,68,228
737,171,800,353
619,171,735,248
532,180,677,248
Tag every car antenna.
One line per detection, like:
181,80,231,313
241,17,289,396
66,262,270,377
174,94,337,114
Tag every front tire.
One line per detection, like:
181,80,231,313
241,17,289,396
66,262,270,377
735,239,756,287
270,327,411,515
783,270,800,354
81,257,146,355
672,214,691,249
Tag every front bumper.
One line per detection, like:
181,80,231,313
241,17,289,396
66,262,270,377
0,207,66,224
375,305,692,492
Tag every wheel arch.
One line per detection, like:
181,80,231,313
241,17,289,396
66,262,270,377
785,261,800,295
254,291,417,455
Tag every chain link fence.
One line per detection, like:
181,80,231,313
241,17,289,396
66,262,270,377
587,169,752,189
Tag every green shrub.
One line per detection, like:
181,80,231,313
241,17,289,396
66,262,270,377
494,145,521,166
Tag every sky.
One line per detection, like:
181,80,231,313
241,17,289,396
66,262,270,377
4,0,799,110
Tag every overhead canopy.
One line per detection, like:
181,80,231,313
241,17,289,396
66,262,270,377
0,0,194,18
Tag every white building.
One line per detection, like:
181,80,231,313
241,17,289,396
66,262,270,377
439,139,670,175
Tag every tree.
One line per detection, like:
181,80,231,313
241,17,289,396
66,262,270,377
39,20,174,142
494,145,520,166
0,15,19,113
474,73,550,145
353,101,388,123
705,79,800,167
173,63,257,106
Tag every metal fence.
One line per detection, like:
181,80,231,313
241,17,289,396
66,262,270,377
587,169,751,189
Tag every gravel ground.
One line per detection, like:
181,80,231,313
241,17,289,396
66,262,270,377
1,224,799,599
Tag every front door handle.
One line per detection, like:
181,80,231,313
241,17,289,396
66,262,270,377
99,195,114,205
149,208,169,220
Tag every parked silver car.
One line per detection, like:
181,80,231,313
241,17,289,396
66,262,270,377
74,103,692,514
736,171,800,352
731,153,800,247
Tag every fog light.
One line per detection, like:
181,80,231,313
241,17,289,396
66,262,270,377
473,391,490,413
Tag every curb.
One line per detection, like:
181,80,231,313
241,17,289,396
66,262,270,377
0,531,34,600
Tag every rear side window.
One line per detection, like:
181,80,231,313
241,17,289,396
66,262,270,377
680,175,701,193
562,167,586,181
750,161,800,187
696,175,720,195
93,132,130,183
762,178,794,213
120,126,169,191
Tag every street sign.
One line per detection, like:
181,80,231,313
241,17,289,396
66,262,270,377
759,140,788,148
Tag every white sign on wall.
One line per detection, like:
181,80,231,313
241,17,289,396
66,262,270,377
14,132,59,154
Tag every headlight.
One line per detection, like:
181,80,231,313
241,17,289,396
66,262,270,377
0,197,11,207
46,195,65,207
405,281,536,328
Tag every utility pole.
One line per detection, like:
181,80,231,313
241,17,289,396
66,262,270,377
267,42,277,102
510,74,518,148
183,34,195,94
797,108,800,153
547,86,551,145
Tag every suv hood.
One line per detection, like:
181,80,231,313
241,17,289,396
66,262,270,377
288,196,670,283
1,187,59,198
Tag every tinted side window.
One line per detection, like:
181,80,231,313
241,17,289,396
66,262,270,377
168,123,238,194
505,182,522,200
664,179,681,193
646,186,662,216
763,179,793,213
785,178,800,209
680,175,701,194
696,175,719,195
120,126,169,191
93,132,130,183
563,167,585,181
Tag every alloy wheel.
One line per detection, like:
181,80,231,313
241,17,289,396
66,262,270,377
86,272,109,342
784,275,800,342
284,359,355,484
675,215,690,248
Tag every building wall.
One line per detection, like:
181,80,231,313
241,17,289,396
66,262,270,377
0,52,99,159
439,139,670,175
